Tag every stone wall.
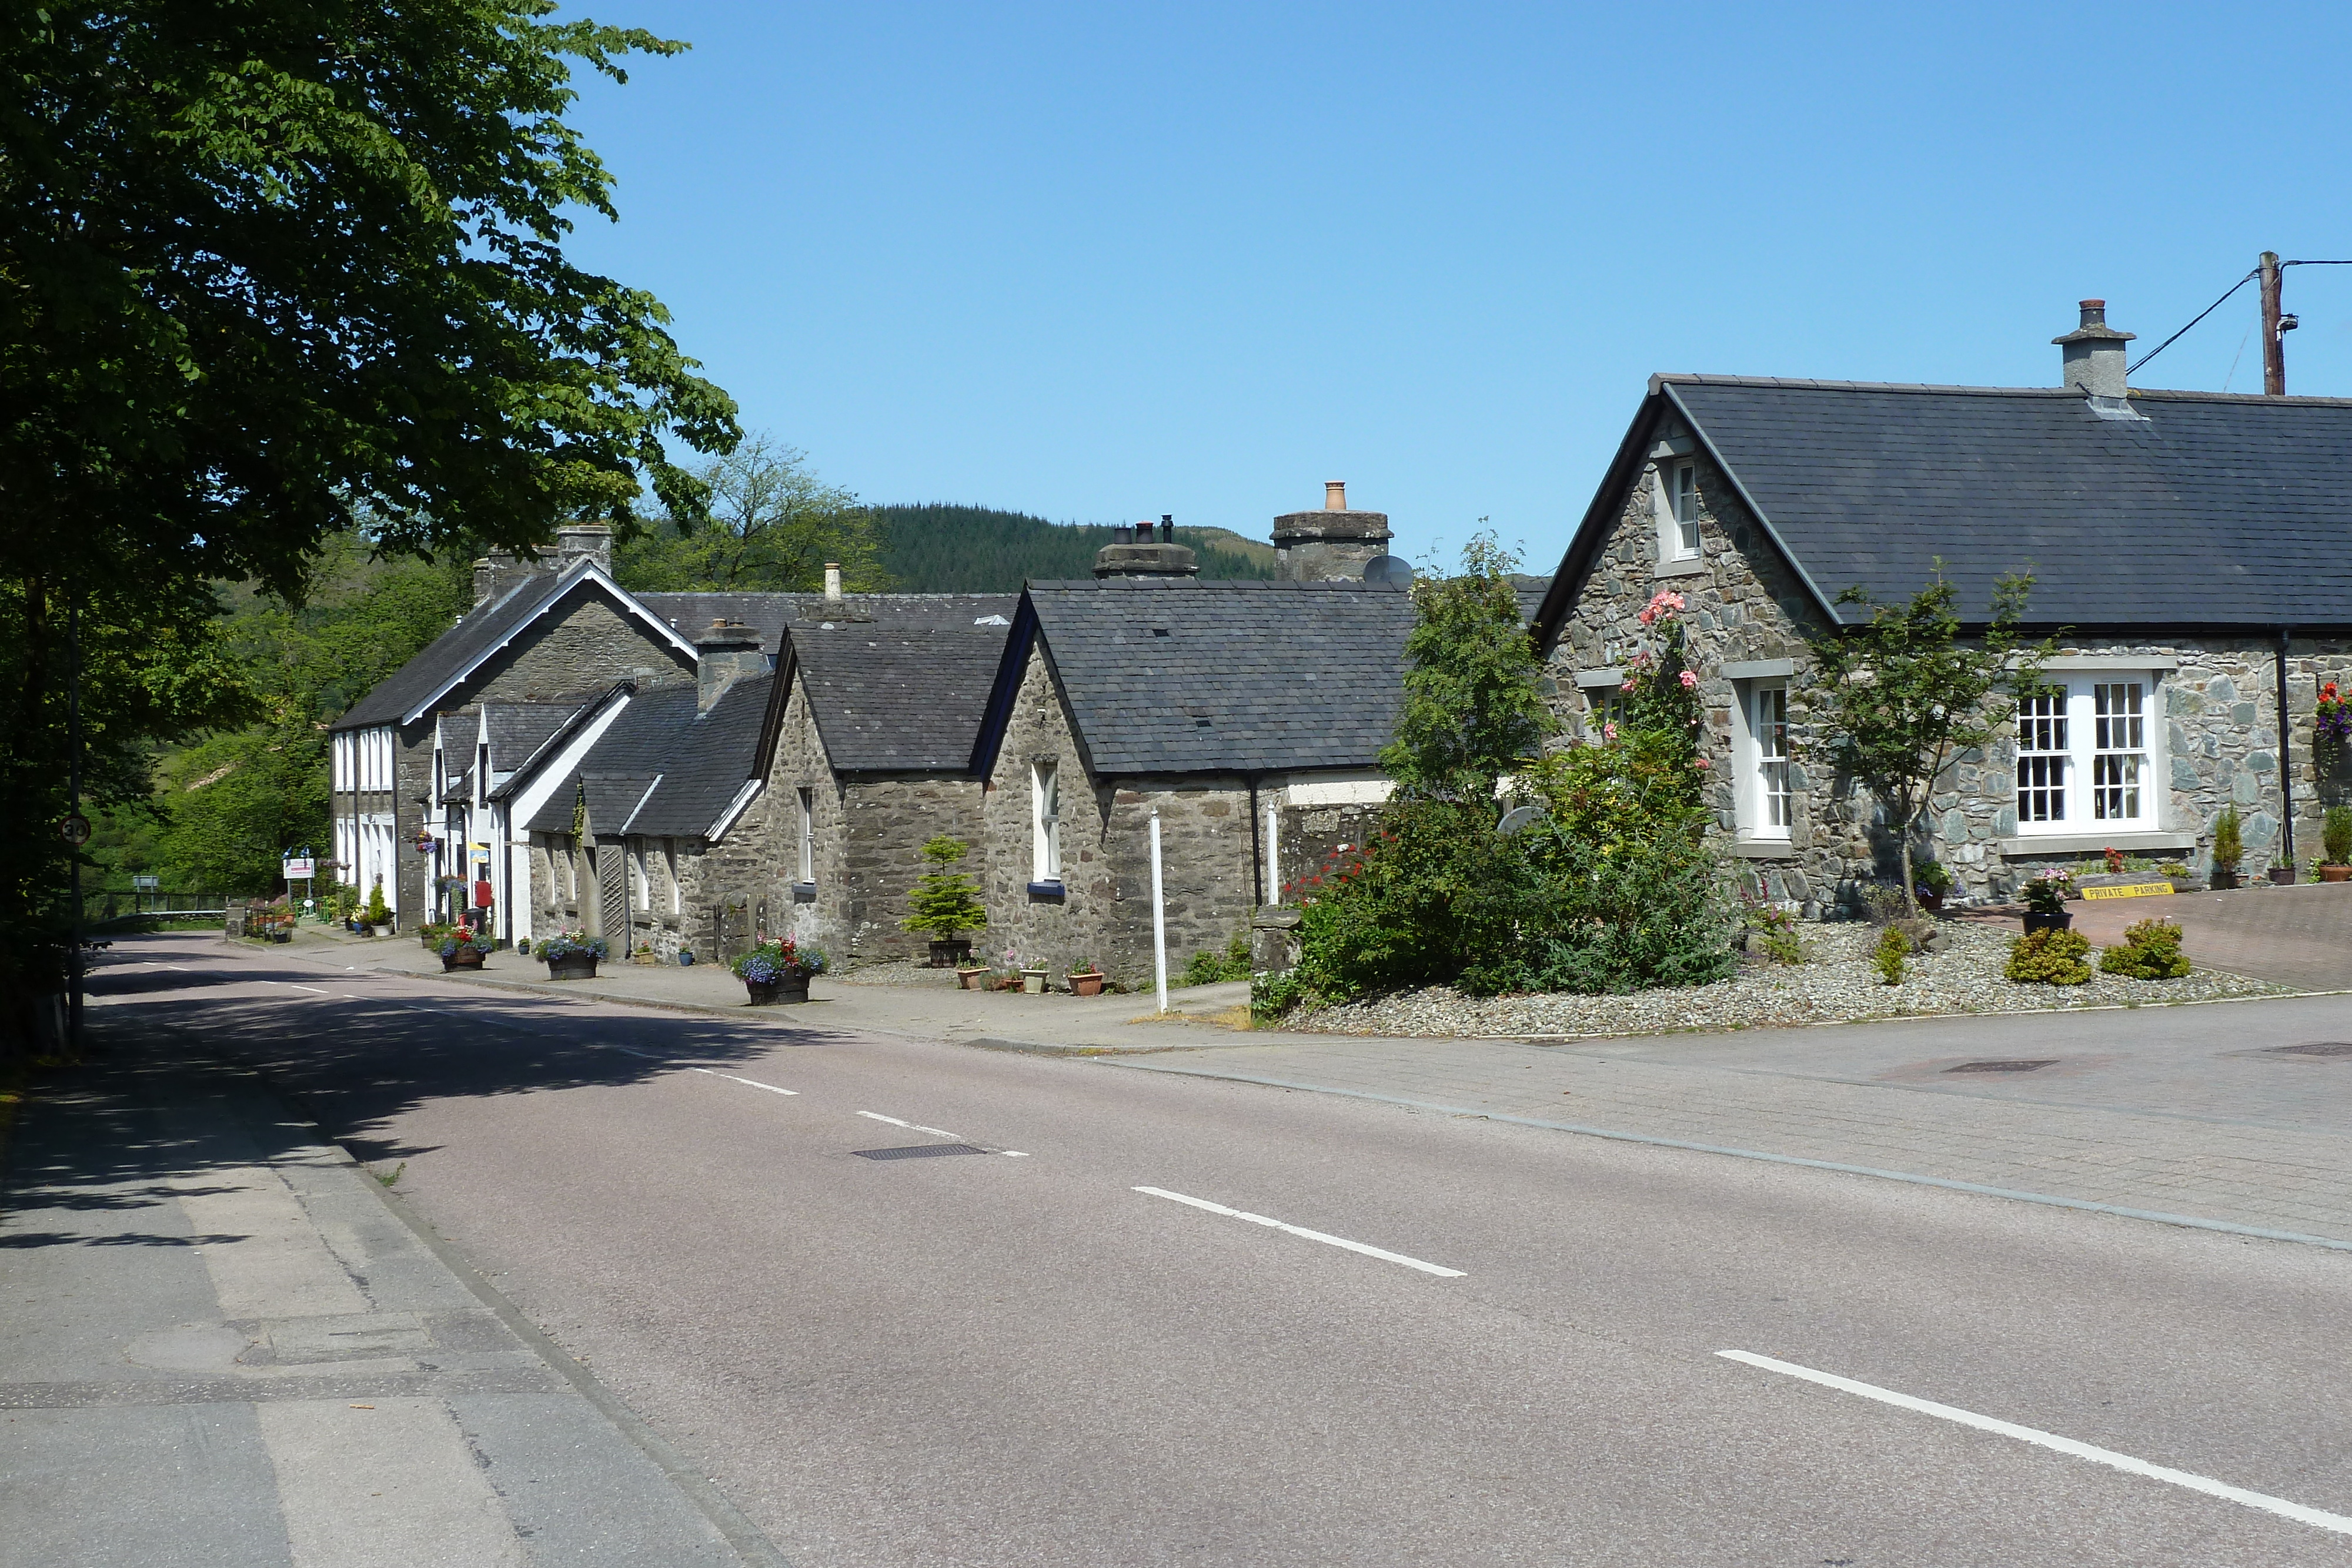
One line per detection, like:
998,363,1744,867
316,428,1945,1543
674,678,844,964
841,778,986,963
1548,447,2310,910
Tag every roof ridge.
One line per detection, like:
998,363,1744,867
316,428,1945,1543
1656,372,2352,409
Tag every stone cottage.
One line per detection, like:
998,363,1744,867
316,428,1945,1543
328,526,698,928
502,594,1017,965
1529,300,2352,912
968,496,1437,986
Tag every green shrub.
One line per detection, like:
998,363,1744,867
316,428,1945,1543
901,835,989,941
2213,807,2243,871
2099,918,2191,980
1182,933,1251,987
362,882,390,927
1873,924,1908,985
1743,898,1804,964
2006,928,2092,985
2326,807,2352,866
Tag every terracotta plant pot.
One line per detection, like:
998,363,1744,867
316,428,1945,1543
2021,910,2073,937
956,967,988,989
2324,865,2352,883
545,953,599,981
1069,972,1105,997
744,979,809,1006
928,940,973,969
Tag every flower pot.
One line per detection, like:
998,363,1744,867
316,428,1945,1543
545,953,599,980
744,979,808,1006
928,939,973,969
1020,967,1048,995
2021,910,2073,936
1068,972,1105,997
2324,865,2352,883
956,966,988,989
1916,890,1945,914
679,950,695,966
2271,867,2298,885
442,948,485,972
2209,869,2239,890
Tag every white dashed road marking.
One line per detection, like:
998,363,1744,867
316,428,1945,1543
1133,1186,1465,1278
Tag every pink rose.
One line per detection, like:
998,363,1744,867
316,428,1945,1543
1679,670,1698,689
1695,757,1711,769
1603,721,1618,741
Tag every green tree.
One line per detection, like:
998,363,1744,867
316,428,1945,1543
1802,564,2053,917
900,835,988,943
1381,532,1554,804
1,4,736,1029
616,436,890,593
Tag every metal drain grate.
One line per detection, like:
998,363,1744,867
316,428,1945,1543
851,1143,989,1161
2266,1042,2352,1058
1945,1059,2060,1074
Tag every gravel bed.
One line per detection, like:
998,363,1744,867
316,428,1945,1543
832,958,961,988
1292,921,2296,1039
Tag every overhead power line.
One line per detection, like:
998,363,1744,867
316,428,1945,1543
2127,271,2256,375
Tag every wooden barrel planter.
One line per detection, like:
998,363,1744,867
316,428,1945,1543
441,948,486,972
744,978,810,1006
545,953,599,981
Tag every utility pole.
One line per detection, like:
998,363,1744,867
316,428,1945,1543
2260,251,2297,396
66,592,84,1048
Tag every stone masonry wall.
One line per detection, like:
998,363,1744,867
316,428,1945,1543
841,778,987,964
1548,447,2306,910
980,643,1116,977
674,677,847,964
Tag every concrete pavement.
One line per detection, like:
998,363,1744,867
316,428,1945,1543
67,934,2352,1566
0,1010,780,1567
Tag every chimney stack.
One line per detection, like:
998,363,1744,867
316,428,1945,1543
470,550,537,610
553,523,614,577
1274,482,1391,582
2053,299,2134,400
1092,517,1198,580
823,562,843,601
693,619,764,713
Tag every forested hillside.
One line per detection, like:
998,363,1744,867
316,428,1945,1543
876,505,1275,591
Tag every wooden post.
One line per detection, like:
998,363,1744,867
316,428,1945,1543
2260,251,2286,396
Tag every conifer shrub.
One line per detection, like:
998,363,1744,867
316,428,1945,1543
2006,927,2092,985
900,835,988,942
1873,924,1909,985
2099,918,2191,980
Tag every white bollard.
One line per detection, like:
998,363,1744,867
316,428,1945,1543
1150,810,1168,1014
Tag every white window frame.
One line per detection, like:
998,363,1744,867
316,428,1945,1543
1657,460,1701,561
1031,761,1062,883
631,842,650,911
665,840,681,914
1734,682,1792,840
796,787,816,882
2010,675,2161,836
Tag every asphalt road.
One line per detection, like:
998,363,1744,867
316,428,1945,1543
85,933,2352,1566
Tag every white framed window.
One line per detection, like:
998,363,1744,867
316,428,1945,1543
665,840,681,914
1733,682,1792,838
797,787,815,882
1031,761,1061,882
631,842,649,910
1664,461,1700,560
2012,677,2158,833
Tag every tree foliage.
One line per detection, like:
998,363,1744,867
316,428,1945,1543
616,437,890,594
872,505,1275,591
1381,533,1553,804
1802,564,2052,915
0,4,734,1034
899,834,988,942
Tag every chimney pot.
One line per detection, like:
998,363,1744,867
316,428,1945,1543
1273,484,1391,581
823,562,842,601
1325,480,1347,511
1159,513,1174,543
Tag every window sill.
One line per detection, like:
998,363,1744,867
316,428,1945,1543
1998,828,2197,855
1026,880,1065,902
1730,836,1798,858
1652,556,1708,580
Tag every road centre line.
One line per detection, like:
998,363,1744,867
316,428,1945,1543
858,1111,959,1138
691,1068,796,1096
1718,1350,2352,1537
282,984,330,994
1132,1186,1466,1278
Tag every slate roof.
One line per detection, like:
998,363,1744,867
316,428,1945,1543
333,562,693,731
976,579,1423,778
640,591,1017,655
484,702,590,771
1537,375,2352,643
790,624,1010,774
520,676,773,838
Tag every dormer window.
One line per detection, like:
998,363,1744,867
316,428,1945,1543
1668,462,1700,559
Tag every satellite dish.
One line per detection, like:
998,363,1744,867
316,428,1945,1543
1496,804,1546,837
1362,555,1414,587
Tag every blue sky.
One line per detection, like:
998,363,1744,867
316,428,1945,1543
563,2,2352,570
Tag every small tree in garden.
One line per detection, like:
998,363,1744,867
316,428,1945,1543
1381,532,1555,804
1803,564,2053,917
900,835,988,944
